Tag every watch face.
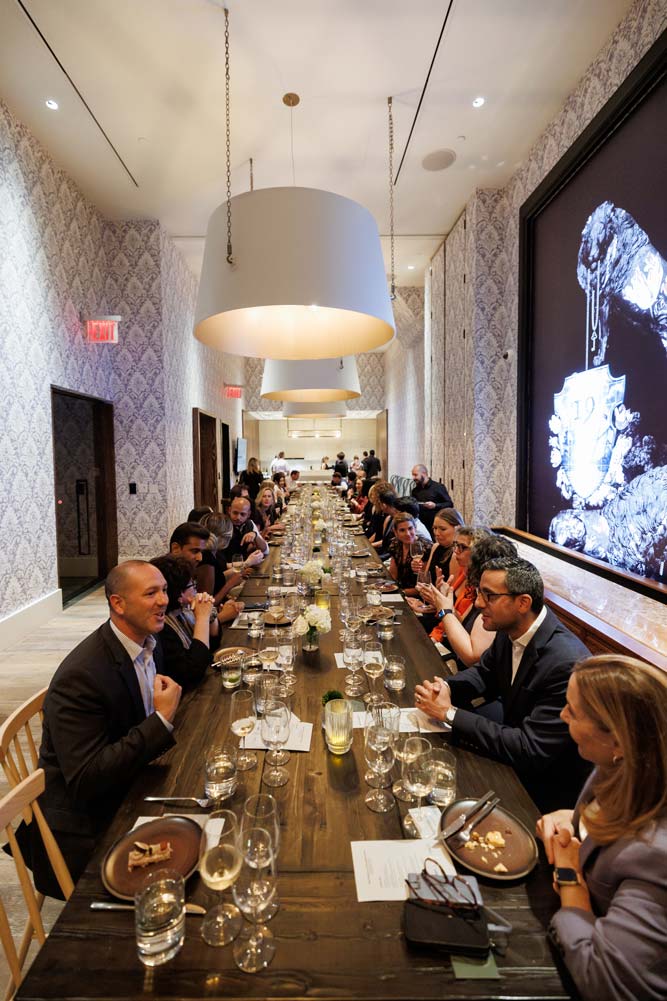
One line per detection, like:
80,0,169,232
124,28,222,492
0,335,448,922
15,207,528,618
554,867,579,885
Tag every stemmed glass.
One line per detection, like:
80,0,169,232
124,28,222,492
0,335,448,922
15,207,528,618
276,628,297,695
260,700,291,787
259,631,280,672
230,689,257,771
283,593,301,624
232,827,277,972
241,794,280,922
231,555,245,577
199,809,243,946
362,640,385,706
363,720,395,813
392,734,419,803
403,737,437,837
342,629,364,696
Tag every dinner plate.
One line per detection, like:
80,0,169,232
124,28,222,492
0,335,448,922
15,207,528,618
351,552,370,558
213,645,254,667
268,541,282,547
378,582,399,593
440,799,538,881
101,816,203,900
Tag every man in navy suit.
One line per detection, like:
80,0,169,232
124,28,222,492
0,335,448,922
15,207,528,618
415,557,592,812
19,560,182,896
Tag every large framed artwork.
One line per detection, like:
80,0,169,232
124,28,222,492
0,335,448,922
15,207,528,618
518,30,667,593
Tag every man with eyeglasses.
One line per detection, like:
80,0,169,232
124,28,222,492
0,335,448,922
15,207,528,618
415,556,592,811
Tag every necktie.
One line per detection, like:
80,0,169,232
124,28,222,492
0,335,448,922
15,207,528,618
136,643,156,716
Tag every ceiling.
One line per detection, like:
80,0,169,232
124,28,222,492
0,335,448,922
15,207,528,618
1,0,632,286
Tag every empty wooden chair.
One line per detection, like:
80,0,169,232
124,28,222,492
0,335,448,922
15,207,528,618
0,688,48,791
0,770,73,1001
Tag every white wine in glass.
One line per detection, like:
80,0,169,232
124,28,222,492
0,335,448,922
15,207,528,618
230,690,257,771
200,809,243,947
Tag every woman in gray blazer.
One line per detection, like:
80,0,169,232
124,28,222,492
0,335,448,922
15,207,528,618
537,654,667,1001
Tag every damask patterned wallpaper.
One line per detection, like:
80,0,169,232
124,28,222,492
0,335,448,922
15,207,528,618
0,99,242,623
433,0,665,526
385,286,424,478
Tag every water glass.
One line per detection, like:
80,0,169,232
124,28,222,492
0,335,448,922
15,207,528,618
241,651,263,687
324,699,354,755
221,660,242,689
366,584,382,606
256,673,283,715
363,722,395,813
135,869,185,967
428,748,457,807
384,654,405,691
204,743,238,803
260,701,291,787
377,611,395,641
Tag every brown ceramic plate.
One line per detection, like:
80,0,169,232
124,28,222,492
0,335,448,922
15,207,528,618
359,604,395,624
101,816,203,900
440,799,538,881
351,551,371,558
378,582,399,593
263,611,291,627
213,645,254,667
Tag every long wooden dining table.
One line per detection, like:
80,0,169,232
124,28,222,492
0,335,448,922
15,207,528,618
16,530,571,1000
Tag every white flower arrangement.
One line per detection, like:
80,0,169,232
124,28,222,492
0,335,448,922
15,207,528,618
313,518,326,531
300,559,324,583
294,605,332,638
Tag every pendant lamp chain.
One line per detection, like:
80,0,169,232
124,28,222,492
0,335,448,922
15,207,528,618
224,6,233,264
387,96,396,300
249,157,254,191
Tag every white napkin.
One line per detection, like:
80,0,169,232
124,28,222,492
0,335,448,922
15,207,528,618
407,805,442,838
132,814,224,851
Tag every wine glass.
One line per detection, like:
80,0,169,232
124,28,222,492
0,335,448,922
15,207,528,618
342,629,364,696
260,701,291,787
362,640,385,706
199,809,243,946
232,827,277,973
259,630,280,672
392,735,420,804
231,555,245,577
403,737,437,837
266,587,284,624
242,795,281,859
363,722,395,813
283,593,301,624
276,628,296,694
364,703,400,786
409,541,425,560
241,651,263,689
230,689,257,771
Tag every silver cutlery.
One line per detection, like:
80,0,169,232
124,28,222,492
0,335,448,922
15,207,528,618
91,901,206,915
144,796,211,808
450,796,501,848
440,789,495,841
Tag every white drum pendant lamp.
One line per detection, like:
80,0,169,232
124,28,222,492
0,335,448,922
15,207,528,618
194,187,395,360
261,356,361,402
282,401,348,418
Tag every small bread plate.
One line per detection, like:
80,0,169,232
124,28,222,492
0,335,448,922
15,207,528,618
440,799,538,881
360,604,395,624
351,551,371,558
378,582,399,593
213,645,254,667
101,816,203,900
263,611,291,627
268,541,282,547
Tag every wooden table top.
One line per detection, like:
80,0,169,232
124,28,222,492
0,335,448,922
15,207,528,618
16,532,569,1000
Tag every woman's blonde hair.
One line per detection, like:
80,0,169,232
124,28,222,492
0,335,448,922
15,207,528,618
202,512,233,551
247,457,260,474
368,479,393,512
575,655,667,844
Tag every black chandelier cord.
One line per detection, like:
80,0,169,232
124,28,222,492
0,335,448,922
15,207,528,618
394,0,456,186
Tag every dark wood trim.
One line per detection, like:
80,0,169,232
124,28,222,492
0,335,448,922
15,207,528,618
192,407,202,507
92,399,118,576
496,526,667,603
516,29,667,577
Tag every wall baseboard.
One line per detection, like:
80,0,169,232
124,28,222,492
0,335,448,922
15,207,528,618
0,589,63,653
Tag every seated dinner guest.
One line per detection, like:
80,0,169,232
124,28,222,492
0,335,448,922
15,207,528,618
255,481,284,538
150,556,242,685
387,513,425,597
415,557,592,812
538,655,667,1001
168,520,209,569
12,561,182,896
225,495,269,561
410,508,464,586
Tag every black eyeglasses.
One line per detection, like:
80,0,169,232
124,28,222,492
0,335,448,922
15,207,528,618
406,858,479,912
477,588,519,603
453,541,471,552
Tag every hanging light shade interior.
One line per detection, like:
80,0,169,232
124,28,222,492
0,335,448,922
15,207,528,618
261,356,361,402
194,187,395,360
282,400,348,418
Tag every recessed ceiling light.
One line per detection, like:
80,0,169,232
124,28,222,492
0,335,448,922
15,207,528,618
472,96,485,108
407,265,415,271
45,98,59,110
496,160,505,167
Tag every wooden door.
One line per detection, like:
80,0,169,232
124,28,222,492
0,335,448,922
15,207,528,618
192,408,219,509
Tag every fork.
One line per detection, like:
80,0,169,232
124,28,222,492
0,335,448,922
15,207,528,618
144,796,211,808
449,796,500,848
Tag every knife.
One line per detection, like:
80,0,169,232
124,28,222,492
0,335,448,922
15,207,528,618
91,901,206,915
440,789,495,840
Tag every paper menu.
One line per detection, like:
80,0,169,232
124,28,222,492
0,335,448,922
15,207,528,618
351,708,449,733
350,838,456,901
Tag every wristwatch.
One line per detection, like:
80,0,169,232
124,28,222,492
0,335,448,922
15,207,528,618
553,867,580,887
445,706,457,724
434,608,454,623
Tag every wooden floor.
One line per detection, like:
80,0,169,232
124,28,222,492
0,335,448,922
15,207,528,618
0,587,108,996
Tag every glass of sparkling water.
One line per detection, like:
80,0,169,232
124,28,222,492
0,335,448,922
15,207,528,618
204,743,238,803
135,868,185,967
427,747,457,807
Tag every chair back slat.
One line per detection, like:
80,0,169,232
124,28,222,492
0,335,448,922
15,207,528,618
0,689,48,825
0,770,73,1000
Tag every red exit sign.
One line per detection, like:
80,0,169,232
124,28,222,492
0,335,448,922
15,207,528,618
224,385,243,399
86,316,120,343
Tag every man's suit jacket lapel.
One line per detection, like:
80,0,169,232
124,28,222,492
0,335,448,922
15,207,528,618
101,622,146,722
